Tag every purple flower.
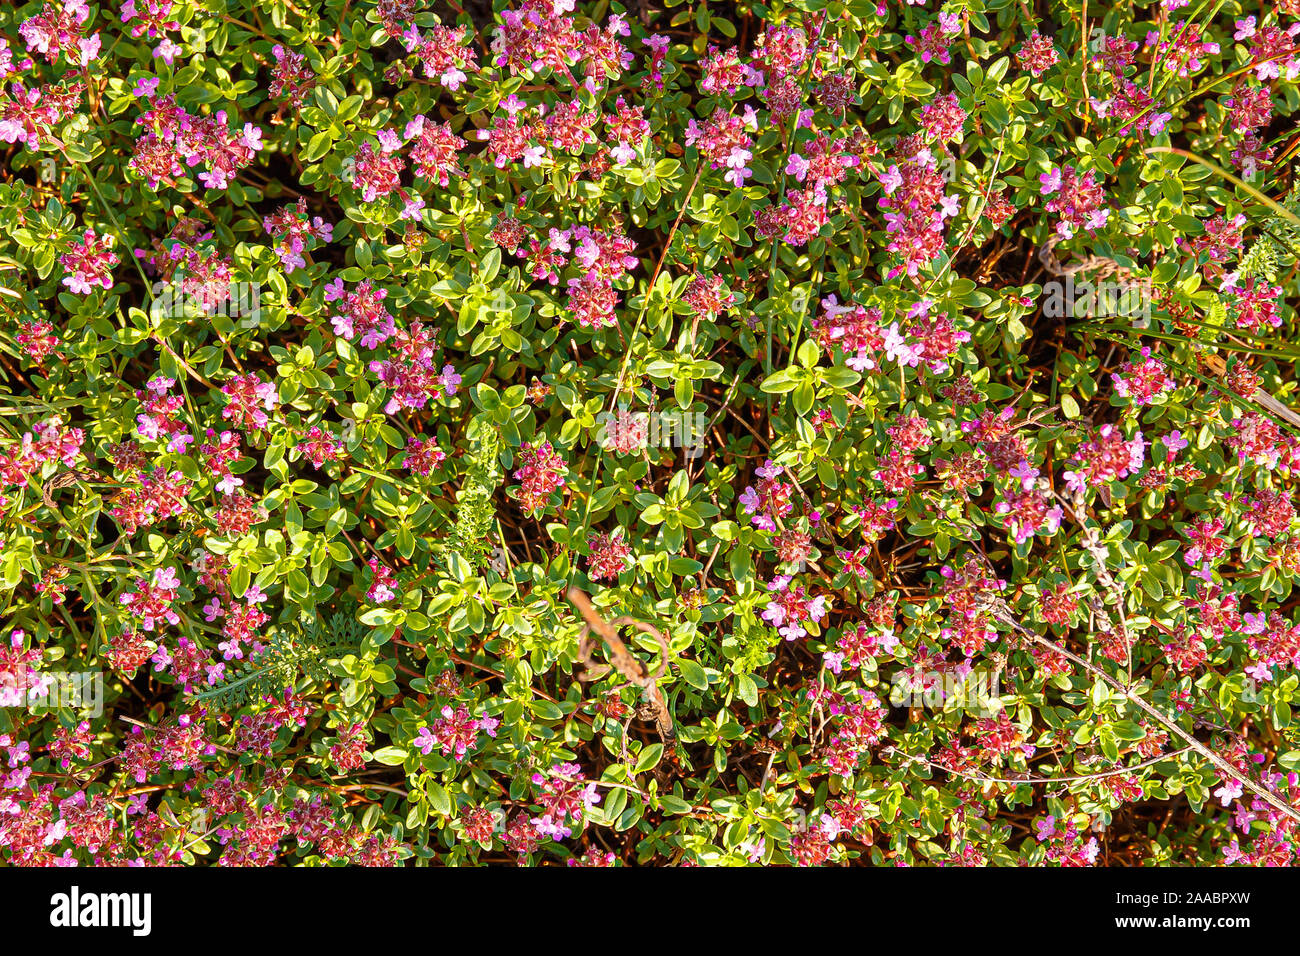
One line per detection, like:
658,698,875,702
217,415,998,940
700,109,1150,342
152,566,179,589
154,37,181,64
522,145,546,168
1127,432,1147,471
401,194,426,221
1213,779,1243,807
413,726,438,755
1009,459,1038,489
883,323,919,366
723,163,751,187
1244,660,1272,682
1241,612,1267,635
878,164,902,195
907,298,933,319
740,836,766,862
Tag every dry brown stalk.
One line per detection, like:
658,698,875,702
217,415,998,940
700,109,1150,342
566,588,675,744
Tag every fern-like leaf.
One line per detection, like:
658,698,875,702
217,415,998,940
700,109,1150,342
189,609,363,711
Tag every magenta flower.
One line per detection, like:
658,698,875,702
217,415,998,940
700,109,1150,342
412,726,437,756
1213,779,1244,807
60,229,118,294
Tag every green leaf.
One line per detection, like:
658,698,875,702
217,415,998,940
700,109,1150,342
793,381,815,417
760,369,799,394
373,746,407,766
678,658,708,690
1111,720,1146,742
635,744,664,772
303,131,334,162
427,782,452,816
657,794,692,814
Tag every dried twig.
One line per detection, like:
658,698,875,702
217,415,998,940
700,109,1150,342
894,744,1196,787
1199,351,1300,430
1038,234,1153,294
982,598,1300,825
1052,491,1135,681
566,588,675,743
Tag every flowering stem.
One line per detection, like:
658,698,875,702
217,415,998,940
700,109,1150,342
609,162,704,411
762,16,828,392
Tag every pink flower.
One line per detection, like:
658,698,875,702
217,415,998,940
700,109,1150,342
412,726,437,755
1213,779,1243,807
878,164,902,195
1244,661,1272,682
60,229,118,294
367,558,397,603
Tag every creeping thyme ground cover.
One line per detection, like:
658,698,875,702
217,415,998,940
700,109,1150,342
2,0,1300,868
